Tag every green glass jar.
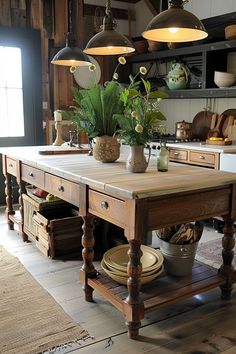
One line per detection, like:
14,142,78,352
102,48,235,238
157,144,169,172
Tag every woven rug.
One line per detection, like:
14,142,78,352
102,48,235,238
0,246,89,354
196,238,236,269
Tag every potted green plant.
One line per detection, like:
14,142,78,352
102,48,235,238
115,68,168,172
63,58,126,163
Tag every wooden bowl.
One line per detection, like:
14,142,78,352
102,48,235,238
225,25,236,40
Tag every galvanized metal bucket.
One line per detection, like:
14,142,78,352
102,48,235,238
159,239,199,276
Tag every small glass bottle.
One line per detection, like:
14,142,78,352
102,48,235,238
157,142,169,172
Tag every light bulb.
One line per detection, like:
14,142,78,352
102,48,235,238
169,28,179,33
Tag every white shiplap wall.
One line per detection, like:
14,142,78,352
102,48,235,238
134,0,236,134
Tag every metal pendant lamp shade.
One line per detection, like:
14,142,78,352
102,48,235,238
142,0,208,43
84,0,135,56
51,32,91,66
51,0,91,66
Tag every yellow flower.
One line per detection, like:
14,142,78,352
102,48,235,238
89,64,96,72
118,56,126,65
139,66,147,75
70,66,77,74
113,73,119,80
131,111,138,119
135,124,143,133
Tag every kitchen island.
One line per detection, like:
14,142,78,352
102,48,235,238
1,145,236,338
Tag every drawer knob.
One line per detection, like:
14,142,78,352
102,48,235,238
174,152,179,156
29,172,34,177
8,163,13,167
199,155,205,160
101,200,109,209
58,185,64,192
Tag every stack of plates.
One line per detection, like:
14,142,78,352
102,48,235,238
101,244,164,285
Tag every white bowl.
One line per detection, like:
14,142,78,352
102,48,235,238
214,71,236,88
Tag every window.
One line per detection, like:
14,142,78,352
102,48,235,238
0,46,24,137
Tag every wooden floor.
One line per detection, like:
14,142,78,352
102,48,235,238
0,211,236,354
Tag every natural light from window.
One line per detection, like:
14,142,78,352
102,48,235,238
0,46,24,137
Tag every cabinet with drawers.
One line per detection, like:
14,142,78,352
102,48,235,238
169,147,219,169
21,163,45,188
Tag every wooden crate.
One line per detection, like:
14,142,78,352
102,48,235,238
33,207,83,258
22,189,66,241
23,190,83,258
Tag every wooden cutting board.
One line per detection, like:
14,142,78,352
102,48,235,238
191,110,214,140
38,148,90,155
221,109,236,137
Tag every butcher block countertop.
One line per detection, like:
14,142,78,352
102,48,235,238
167,142,236,153
1,145,236,200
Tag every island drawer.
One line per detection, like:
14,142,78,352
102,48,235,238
6,157,18,177
88,190,125,228
169,148,188,161
21,164,45,187
45,173,80,207
189,151,215,166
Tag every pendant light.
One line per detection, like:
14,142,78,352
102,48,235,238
84,0,135,56
142,0,208,43
51,0,91,66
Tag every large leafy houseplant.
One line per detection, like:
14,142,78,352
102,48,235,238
62,58,127,162
69,80,124,138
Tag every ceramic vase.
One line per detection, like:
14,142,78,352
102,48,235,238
126,145,150,173
93,135,120,163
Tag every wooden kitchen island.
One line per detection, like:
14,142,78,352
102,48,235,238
1,145,236,339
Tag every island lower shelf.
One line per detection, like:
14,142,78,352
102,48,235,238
86,261,225,314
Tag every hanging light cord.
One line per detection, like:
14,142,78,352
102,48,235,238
103,0,116,30
105,0,111,15
66,0,76,45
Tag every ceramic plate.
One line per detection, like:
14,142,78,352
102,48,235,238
73,56,101,89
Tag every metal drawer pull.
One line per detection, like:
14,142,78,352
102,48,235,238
8,163,13,167
174,152,179,156
58,185,64,192
29,172,34,177
199,155,205,159
101,201,109,209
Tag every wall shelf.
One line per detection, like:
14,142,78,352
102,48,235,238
126,39,236,99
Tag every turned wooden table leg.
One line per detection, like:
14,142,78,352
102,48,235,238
18,181,28,242
4,173,15,230
124,240,145,339
218,216,235,300
80,215,97,302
